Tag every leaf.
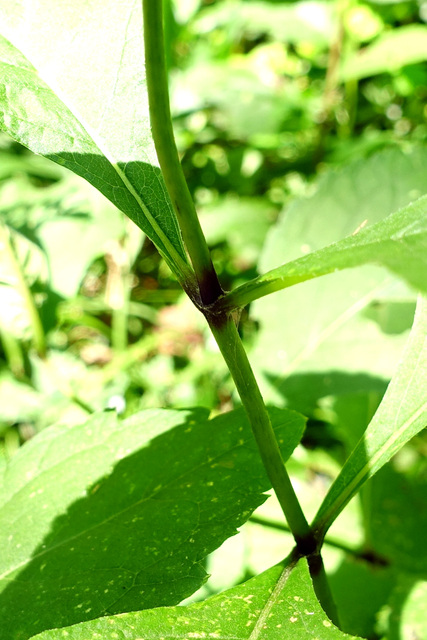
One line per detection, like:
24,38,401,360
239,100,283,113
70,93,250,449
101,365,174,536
0,405,305,639
0,1,191,280
341,25,427,81
0,370,45,423
29,557,361,640
247,147,427,399
219,194,427,311
329,557,395,639
381,574,427,640
312,295,427,538
1,171,127,299
367,465,427,574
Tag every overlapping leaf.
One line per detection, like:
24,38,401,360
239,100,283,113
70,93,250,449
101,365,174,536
0,405,305,639
29,558,360,640
312,295,427,538
0,0,190,279
219,194,427,311
248,147,427,398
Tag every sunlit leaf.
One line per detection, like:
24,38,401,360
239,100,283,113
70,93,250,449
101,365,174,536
219,194,427,311
248,147,426,402
0,1,190,280
29,558,361,640
0,405,305,639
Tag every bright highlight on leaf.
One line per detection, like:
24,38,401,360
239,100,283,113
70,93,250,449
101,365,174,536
0,1,191,281
29,558,361,640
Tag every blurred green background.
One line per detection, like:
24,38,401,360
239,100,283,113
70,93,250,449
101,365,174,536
1,1,427,637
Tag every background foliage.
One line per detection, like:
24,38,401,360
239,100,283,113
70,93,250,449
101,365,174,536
1,0,427,638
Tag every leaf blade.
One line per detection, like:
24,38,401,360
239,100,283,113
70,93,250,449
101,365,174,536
219,195,427,312
0,2,191,280
312,295,427,538
0,406,305,639
29,557,361,640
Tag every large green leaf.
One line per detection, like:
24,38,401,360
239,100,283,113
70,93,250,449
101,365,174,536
29,558,360,640
312,295,427,538
0,1,190,280
366,465,427,575
0,405,305,639
248,147,427,401
341,25,427,81
219,194,427,311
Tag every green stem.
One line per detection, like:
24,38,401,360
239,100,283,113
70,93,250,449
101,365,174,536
308,552,340,626
0,223,46,358
209,314,313,551
250,514,368,560
142,0,222,305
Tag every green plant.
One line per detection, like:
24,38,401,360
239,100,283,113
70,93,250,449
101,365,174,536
1,1,427,639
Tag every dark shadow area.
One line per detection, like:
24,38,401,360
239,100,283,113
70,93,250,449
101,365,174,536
267,370,389,417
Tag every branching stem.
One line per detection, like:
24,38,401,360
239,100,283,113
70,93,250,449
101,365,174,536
142,1,338,624
142,0,222,305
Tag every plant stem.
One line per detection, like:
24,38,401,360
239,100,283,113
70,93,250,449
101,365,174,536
142,0,222,305
209,314,314,552
249,514,367,560
308,552,340,627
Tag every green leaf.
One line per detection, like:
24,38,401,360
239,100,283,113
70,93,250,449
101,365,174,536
0,1,191,280
0,405,305,639
341,25,427,81
219,195,427,311
329,557,395,639
247,147,426,398
380,574,427,640
367,465,427,574
1,171,127,299
312,295,427,538
29,557,361,640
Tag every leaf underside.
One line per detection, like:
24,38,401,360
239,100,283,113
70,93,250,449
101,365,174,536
0,0,190,278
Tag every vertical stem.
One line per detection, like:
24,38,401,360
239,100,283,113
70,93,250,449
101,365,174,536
142,0,222,305
209,314,314,551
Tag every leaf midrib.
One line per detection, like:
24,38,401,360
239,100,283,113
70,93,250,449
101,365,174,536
248,558,297,640
1,34,191,279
